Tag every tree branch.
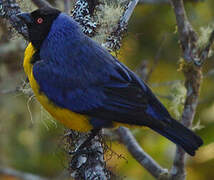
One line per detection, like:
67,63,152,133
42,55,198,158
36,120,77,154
122,0,140,25
116,127,168,179
104,0,140,51
169,0,207,179
170,0,198,63
65,131,110,180
170,62,202,180
71,0,98,37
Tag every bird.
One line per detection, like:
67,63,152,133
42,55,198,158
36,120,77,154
17,7,203,156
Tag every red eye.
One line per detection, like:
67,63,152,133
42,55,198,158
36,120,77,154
37,17,43,24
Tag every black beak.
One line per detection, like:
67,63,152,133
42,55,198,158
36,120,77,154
17,12,33,24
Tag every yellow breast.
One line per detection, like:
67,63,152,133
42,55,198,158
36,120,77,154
23,43,93,132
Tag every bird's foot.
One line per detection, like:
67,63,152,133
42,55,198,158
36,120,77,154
69,146,103,156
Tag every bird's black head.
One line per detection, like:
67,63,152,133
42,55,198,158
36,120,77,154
17,7,61,49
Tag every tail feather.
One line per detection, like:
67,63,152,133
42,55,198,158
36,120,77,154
149,118,203,156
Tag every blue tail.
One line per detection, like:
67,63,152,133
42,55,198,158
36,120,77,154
149,118,203,156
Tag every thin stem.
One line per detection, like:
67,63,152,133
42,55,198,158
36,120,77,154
116,127,168,179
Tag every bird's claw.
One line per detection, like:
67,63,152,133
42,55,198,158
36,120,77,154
69,147,102,156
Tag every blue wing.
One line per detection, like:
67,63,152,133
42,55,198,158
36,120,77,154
33,35,171,128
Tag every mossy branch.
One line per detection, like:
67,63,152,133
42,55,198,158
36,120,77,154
0,0,28,39
169,0,211,179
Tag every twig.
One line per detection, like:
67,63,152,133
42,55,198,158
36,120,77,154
104,0,140,51
0,166,48,180
122,0,140,26
31,0,52,8
0,78,31,96
169,0,204,179
116,127,168,179
170,0,198,63
170,63,202,180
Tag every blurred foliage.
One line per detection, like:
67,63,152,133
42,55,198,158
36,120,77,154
0,0,214,180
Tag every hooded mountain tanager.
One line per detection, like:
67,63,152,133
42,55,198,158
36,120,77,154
17,7,203,156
